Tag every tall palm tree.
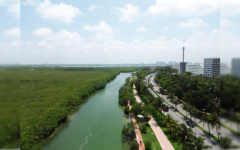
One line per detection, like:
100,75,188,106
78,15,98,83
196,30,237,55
168,92,176,106
209,113,220,140
177,123,196,149
182,104,189,117
152,97,164,110
173,99,180,110
186,136,212,150
199,114,211,134
167,119,179,135
164,114,173,130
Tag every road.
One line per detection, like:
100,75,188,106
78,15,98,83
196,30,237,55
145,72,220,149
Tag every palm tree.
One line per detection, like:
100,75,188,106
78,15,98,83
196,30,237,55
190,108,198,123
182,104,189,117
164,114,173,130
173,99,180,110
167,119,179,135
186,136,212,150
168,92,176,106
209,113,220,140
152,97,164,110
177,123,196,149
199,114,211,134
220,136,240,149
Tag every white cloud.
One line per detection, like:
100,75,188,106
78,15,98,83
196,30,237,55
36,0,82,24
33,28,82,43
4,28,20,37
221,18,236,28
36,41,47,47
221,0,240,16
33,28,52,36
178,18,208,31
147,0,219,16
7,1,20,19
136,27,148,32
115,4,139,23
163,27,169,30
0,0,7,6
82,21,114,34
88,5,96,11
22,0,39,6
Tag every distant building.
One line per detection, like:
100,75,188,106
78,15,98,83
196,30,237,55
231,58,240,77
221,63,231,75
203,58,220,78
173,63,180,73
186,63,204,75
156,61,166,65
169,61,176,65
180,62,187,73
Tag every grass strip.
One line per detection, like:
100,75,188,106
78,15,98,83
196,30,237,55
140,122,162,150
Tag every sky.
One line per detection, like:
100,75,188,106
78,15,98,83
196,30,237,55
0,0,239,64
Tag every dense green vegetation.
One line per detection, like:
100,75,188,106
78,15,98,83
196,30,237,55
0,68,19,149
118,77,136,106
20,67,140,150
221,75,240,112
155,68,220,113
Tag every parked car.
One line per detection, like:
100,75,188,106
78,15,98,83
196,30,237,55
186,121,195,128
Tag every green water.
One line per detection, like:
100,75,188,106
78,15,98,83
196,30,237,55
43,73,131,150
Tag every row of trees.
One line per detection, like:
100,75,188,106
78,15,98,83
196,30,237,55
164,114,212,150
156,70,220,111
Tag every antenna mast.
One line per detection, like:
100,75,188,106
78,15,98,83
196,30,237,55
183,40,185,62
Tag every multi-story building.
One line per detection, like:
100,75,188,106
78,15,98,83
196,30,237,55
173,62,180,73
231,58,240,77
186,63,204,75
203,58,220,78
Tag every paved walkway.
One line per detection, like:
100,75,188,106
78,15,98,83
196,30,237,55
128,101,145,150
133,85,174,150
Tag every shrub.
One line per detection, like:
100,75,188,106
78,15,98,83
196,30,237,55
124,106,130,114
129,141,139,150
140,124,147,133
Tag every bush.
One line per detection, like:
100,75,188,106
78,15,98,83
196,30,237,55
145,140,151,150
129,141,139,150
140,124,147,133
124,106,130,114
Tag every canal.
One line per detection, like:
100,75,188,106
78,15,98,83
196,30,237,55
43,73,131,150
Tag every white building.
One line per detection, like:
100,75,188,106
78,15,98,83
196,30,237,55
231,58,240,77
186,63,204,75
173,62,180,73
203,58,220,78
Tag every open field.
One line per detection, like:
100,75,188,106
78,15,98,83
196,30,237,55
20,67,140,149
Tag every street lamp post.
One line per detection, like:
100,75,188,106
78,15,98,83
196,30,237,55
151,132,153,150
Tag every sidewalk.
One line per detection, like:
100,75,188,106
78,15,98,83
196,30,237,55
133,85,174,150
128,101,145,150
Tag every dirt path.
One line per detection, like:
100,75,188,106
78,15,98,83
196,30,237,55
133,84,174,150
